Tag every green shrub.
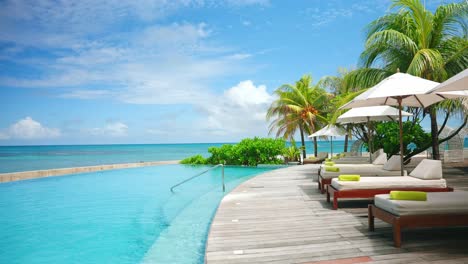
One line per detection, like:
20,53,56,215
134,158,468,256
282,139,302,162
181,137,286,166
370,121,431,156
180,154,208,165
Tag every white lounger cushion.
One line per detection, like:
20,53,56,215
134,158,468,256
372,153,387,165
375,192,468,216
372,149,384,162
382,155,401,171
334,159,371,164
321,166,406,179
331,176,447,190
409,159,443,180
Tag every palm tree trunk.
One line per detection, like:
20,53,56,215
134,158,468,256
344,125,350,152
299,126,306,159
344,134,349,152
313,137,318,157
430,106,440,160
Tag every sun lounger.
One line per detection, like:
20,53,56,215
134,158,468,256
326,159,453,209
369,192,468,247
333,149,384,164
318,154,405,193
303,152,328,164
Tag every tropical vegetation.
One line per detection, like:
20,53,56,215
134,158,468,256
266,0,467,160
180,137,286,166
369,120,431,159
182,1,467,165
347,0,468,159
266,75,330,158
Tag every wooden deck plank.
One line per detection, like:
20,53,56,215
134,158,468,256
205,163,468,263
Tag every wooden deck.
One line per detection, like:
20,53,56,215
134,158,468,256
205,164,468,264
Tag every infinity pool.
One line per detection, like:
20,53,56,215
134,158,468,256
0,165,278,263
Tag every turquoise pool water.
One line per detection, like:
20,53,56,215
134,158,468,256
0,165,278,263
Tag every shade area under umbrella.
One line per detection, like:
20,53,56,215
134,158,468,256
308,125,346,157
337,106,413,162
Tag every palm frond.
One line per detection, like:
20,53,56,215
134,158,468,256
406,48,446,80
342,68,391,92
432,2,468,48
392,0,434,48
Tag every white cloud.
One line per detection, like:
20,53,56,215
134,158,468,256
0,0,269,50
0,132,10,140
60,89,114,99
224,80,272,107
140,80,274,139
0,21,249,106
198,80,274,135
137,23,210,50
226,53,252,60
105,122,129,137
0,1,273,142
88,121,128,137
301,1,389,27
3,117,61,139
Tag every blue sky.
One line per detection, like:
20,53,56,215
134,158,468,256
0,0,461,145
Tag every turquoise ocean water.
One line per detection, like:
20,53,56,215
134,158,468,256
0,141,346,173
1,139,467,173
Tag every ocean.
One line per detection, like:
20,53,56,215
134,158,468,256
1,139,467,173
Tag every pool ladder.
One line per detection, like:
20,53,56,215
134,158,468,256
170,164,225,193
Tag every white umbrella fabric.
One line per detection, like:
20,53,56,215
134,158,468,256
340,73,443,176
308,125,346,157
337,106,413,162
340,73,444,109
427,69,468,93
337,106,413,124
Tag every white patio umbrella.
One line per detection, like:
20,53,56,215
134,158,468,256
337,106,413,124
340,72,444,176
427,68,468,93
337,106,413,162
308,125,346,157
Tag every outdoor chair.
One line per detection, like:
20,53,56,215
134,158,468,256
318,154,405,193
326,159,453,209
369,191,468,247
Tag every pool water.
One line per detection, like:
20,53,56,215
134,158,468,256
0,165,278,264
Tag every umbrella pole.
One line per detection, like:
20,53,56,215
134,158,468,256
331,136,333,158
398,98,404,176
367,116,372,163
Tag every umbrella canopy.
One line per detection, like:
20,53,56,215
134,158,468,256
340,73,442,176
340,73,444,109
337,106,413,163
308,125,346,137
336,106,413,124
308,125,346,157
428,69,468,93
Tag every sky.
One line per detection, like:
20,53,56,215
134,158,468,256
0,0,461,145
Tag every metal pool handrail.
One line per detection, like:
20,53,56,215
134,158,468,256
170,164,225,193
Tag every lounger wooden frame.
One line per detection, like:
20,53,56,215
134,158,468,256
318,175,331,194
326,185,454,210
368,204,468,247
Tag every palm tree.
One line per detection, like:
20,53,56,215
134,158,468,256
267,75,329,159
353,0,468,159
318,70,369,152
